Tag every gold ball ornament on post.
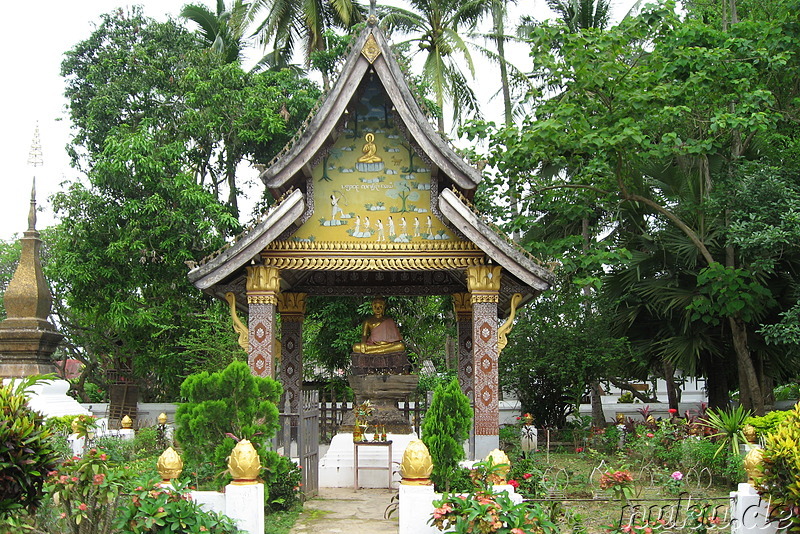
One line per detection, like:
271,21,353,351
400,439,433,485
157,412,168,425
743,446,764,485
121,415,133,429
485,449,511,484
157,447,184,483
228,440,262,485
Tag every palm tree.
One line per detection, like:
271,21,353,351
381,0,492,133
249,0,365,90
181,0,254,64
544,0,610,31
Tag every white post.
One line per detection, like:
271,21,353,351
225,483,265,534
730,483,779,534
399,484,438,534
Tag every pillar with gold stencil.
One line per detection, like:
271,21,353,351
467,265,501,458
452,293,474,402
246,266,280,377
278,292,306,414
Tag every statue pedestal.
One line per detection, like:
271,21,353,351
3,378,91,418
319,432,418,488
346,373,419,433
351,351,411,375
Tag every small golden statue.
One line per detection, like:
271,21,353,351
357,133,382,164
352,297,405,355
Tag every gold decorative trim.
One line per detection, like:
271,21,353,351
470,292,499,304
262,241,485,271
247,294,278,305
452,293,472,317
224,292,249,351
467,265,502,292
361,33,381,63
278,292,307,316
497,293,522,353
246,265,281,293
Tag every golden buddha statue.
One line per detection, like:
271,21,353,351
352,297,405,355
357,133,382,164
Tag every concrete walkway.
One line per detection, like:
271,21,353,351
293,487,399,534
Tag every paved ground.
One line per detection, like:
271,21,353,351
293,487,399,534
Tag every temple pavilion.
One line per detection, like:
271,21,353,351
187,15,555,457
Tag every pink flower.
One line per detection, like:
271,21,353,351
59,513,67,519
511,529,525,534
93,473,105,485
646,433,654,438
79,503,88,511
99,454,107,461
671,471,683,481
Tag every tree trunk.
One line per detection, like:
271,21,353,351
226,152,239,218
663,362,679,411
705,352,729,410
729,314,764,415
590,380,605,427
492,3,512,127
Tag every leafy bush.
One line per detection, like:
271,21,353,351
507,455,547,498
700,405,752,457
744,410,791,439
94,436,137,463
261,451,303,512
133,426,159,457
115,479,241,533
0,376,59,519
421,378,472,491
755,402,800,531
773,382,799,401
175,361,282,474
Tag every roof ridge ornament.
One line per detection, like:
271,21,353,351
361,33,381,63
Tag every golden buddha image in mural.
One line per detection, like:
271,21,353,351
294,78,454,245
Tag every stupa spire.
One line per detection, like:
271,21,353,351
27,122,44,168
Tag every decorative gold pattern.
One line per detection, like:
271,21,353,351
467,265,502,292
224,292,250,351
246,265,281,293
743,446,763,484
247,294,279,305
228,439,262,484
157,447,183,482
452,293,472,318
262,240,484,271
277,292,307,317
400,439,434,485
485,448,511,482
361,33,381,63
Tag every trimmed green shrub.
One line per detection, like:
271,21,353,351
262,450,303,512
745,410,791,439
421,377,472,491
0,376,59,519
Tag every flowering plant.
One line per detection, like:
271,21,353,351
604,517,666,533
115,479,241,533
517,413,535,425
45,447,127,533
431,490,556,533
599,469,635,503
663,470,684,495
685,505,723,534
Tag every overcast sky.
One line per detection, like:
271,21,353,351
0,0,637,242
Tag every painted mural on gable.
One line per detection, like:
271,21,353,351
292,78,454,244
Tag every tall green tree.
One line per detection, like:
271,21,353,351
181,0,254,64
467,0,800,414
381,0,492,132
250,0,364,89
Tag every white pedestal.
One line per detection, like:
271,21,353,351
67,433,85,457
730,483,779,533
319,432,418,488
225,483,264,534
5,379,91,418
399,484,438,534
521,425,538,453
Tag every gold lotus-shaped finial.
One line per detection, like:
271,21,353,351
157,412,168,425
400,439,433,485
228,440,262,484
71,418,79,433
157,447,183,482
485,449,511,482
743,446,764,485
743,424,757,443
121,415,133,429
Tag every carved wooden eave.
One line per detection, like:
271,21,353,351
439,188,556,297
259,23,482,197
187,189,304,294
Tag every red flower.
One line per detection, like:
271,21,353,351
100,454,107,461
576,447,584,453
508,479,520,488
79,503,88,511
522,473,533,480
93,473,105,485
668,408,678,414
646,433,654,438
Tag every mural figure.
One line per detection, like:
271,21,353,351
388,216,395,237
354,215,361,234
400,217,407,236
358,133,382,164
376,219,385,242
426,216,433,235
330,193,345,220
413,217,420,237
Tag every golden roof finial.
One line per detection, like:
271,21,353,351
28,179,37,232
